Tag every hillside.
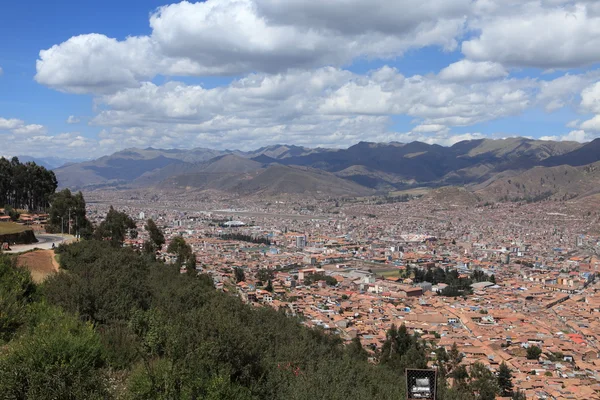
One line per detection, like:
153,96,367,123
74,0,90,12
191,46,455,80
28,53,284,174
232,164,374,197
162,161,373,197
476,162,600,202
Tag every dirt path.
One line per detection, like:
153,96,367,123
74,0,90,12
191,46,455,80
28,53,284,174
16,249,60,283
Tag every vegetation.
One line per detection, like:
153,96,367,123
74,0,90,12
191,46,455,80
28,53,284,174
410,265,496,297
46,189,93,237
0,221,28,235
167,236,196,269
303,273,338,286
218,233,271,245
526,345,542,360
144,218,165,256
93,206,137,246
0,157,58,212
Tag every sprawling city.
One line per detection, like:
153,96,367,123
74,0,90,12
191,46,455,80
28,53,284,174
3,0,600,399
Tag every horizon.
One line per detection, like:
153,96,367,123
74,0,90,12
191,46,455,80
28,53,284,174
2,135,596,164
2,0,600,158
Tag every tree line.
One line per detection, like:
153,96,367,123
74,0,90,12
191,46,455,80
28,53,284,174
0,157,57,212
218,233,272,245
409,265,496,297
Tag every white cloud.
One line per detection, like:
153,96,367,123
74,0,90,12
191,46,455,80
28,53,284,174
412,124,448,133
581,81,600,113
438,60,508,82
12,124,47,135
464,2,600,68
0,115,91,157
36,0,469,93
537,73,600,112
0,66,3,76
66,115,81,124
580,115,600,131
81,66,544,152
540,129,596,142
0,118,25,130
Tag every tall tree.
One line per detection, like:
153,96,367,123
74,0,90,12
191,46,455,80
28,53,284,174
167,236,196,270
497,362,514,397
47,189,92,238
145,219,165,253
469,362,499,400
94,207,137,247
0,157,57,211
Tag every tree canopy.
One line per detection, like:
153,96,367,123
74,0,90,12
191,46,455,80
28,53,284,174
47,189,93,237
93,206,137,246
0,157,57,212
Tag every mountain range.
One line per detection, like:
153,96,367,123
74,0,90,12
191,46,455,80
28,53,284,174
48,138,600,200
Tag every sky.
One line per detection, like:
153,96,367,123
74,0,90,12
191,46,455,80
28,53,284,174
2,0,600,159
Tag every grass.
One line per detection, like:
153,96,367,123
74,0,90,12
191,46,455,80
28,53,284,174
0,222,29,235
378,269,405,278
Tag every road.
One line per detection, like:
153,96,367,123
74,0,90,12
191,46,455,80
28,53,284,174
4,234,72,254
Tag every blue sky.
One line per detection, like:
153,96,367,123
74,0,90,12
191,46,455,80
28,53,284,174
1,0,600,159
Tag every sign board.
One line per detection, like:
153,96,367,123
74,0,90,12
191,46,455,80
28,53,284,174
406,369,437,400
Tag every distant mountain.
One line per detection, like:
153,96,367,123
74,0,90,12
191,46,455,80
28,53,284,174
238,144,335,159
54,147,228,189
15,156,88,170
542,138,600,167
53,138,600,199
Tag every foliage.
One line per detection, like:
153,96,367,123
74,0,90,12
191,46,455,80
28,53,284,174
410,265,496,297
303,273,338,286
498,362,514,396
0,255,36,342
0,304,108,399
47,189,93,238
166,236,196,269
234,266,246,283
219,233,271,245
94,206,137,246
3,204,20,221
526,345,542,360
0,157,57,212
144,218,165,255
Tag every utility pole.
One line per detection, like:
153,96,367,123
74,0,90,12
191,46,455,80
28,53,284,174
61,216,64,234
68,208,71,235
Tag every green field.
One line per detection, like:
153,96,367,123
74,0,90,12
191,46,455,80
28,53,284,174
378,269,404,278
0,222,29,235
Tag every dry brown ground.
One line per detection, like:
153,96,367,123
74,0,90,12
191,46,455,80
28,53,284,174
16,249,59,283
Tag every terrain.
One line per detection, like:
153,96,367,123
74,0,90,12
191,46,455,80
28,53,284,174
16,249,59,283
50,137,600,201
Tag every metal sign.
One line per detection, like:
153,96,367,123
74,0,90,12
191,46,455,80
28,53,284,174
406,369,437,400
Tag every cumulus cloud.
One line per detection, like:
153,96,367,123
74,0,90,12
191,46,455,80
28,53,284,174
66,115,81,124
36,0,469,93
0,117,91,157
438,60,508,82
540,130,596,142
0,118,25,130
464,2,600,68
81,66,545,152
